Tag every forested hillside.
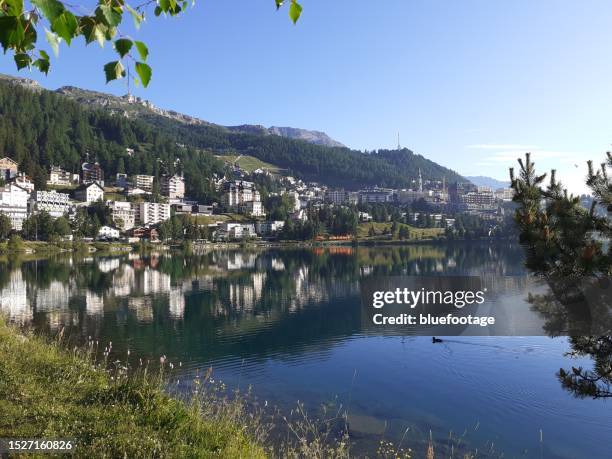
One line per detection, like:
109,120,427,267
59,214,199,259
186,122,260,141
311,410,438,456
0,81,225,202
0,76,466,191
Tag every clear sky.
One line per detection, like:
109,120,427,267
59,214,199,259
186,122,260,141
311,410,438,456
3,0,612,192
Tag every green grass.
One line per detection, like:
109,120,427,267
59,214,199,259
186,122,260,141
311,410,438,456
0,318,266,458
215,155,280,173
357,222,444,240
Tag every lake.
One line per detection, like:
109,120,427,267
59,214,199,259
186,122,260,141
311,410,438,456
1,243,610,458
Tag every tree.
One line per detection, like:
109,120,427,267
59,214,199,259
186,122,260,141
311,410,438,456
510,152,610,279
511,152,612,400
52,215,71,236
7,234,24,251
0,0,302,86
0,213,12,240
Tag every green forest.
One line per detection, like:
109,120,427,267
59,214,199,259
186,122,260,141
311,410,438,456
0,78,465,194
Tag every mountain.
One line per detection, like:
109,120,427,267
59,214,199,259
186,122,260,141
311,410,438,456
46,83,345,148
0,73,467,191
225,125,345,148
466,176,510,189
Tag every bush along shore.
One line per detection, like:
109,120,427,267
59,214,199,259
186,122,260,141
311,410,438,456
1,318,507,458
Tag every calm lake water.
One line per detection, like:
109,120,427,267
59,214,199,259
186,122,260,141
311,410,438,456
1,243,610,458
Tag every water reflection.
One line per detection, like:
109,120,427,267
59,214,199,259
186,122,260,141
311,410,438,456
0,244,536,334
1,244,610,457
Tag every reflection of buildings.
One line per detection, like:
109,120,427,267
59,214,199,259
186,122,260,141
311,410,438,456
168,288,185,319
86,291,105,316
128,297,154,323
214,252,257,270
98,258,121,273
0,270,31,324
35,281,71,311
229,272,267,312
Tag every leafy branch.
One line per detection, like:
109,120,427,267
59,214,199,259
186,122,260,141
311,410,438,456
0,0,303,87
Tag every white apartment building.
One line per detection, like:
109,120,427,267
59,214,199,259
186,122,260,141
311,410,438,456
107,201,136,230
255,220,285,236
161,175,185,199
495,188,514,202
136,202,171,226
74,182,104,203
221,180,265,217
31,190,71,218
97,225,120,240
241,200,265,217
214,222,256,241
0,183,29,230
12,173,34,193
134,175,154,192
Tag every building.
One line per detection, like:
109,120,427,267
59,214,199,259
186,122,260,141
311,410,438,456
195,205,214,216
74,182,104,204
221,181,264,217
255,220,285,236
107,201,136,230
128,226,159,241
241,200,265,217
0,183,29,230
97,225,120,240
359,188,395,204
134,175,154,192
81,162,104,186
0,157,18,181
461,191,496,209
11,173,34,194
47,166,79,187
495,188,514,202
324,189,359,206
31,190,70,218
116,173,128,189
221,181,256,207
136,202,171,226
126,187,149,196
214,222,256,241
397,189,427,204
161,175,185,199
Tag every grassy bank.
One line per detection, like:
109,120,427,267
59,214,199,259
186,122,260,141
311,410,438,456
0,318,266,458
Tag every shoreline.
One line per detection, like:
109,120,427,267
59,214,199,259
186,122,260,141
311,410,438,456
0,236,518,256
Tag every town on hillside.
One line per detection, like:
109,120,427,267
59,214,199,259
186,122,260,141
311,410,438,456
0,154,517,244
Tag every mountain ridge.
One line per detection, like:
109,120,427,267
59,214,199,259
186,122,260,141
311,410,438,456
0,72,467,190
1,74,344,148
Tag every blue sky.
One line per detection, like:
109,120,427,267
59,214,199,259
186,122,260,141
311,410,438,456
4,0,612,192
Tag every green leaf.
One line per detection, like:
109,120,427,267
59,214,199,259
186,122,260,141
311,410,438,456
126,5,144,29
289,0,302,24
135,61,152,87
5,0,24,16
51,11,78,44
31,0,65,23
104,60,125,83
39,50,50,61
14,53,31,70
275,0,284,10
114,38,132,58
98,5,122,27
33,57,50,74
45,28,61,56
134,41,148,61
159,0,170,12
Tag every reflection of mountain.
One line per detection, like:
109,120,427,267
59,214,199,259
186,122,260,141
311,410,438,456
0,243,531,364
